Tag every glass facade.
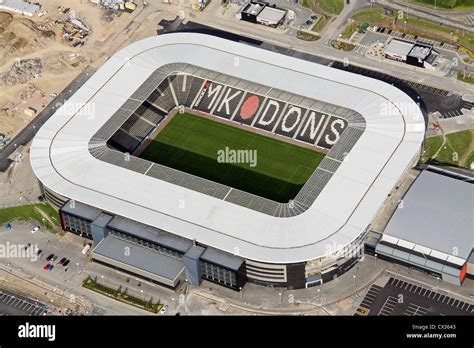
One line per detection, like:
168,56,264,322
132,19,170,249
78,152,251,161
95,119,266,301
201,261,238,289
109,230,182,260
61,213,93,239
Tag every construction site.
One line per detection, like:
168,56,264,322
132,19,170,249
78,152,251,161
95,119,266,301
0,0,163,146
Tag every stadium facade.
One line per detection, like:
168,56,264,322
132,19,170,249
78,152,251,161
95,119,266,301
30,33,425,290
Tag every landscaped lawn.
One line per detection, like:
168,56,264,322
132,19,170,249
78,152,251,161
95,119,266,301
408,0,474,10
422,130,474,168
0,203,59,230
317,0,344,14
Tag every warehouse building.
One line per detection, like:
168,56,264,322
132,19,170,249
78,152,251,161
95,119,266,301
373,169,473,286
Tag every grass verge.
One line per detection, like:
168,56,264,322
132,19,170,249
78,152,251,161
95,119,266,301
408,0,474,11
0,203,59,230
421,130,474,168
350,7,474,53
297,30,320,41
317,0,344,15
457,71,474,84
82,277,163,314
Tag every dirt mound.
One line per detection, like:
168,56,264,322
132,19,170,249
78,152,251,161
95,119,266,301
0,12,13,29
0,12,56,67
0,59,42,86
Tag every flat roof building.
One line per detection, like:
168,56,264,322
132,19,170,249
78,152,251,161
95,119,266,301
384,38,439,69
375,169,473,286
92,236,186,289
384,39,414,61
256,6,286,26
240,1,287,27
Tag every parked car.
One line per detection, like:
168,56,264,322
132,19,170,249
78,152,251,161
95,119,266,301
43,264,50,270
36,249,43,257
51,255,58,262
46,254,55,261
58,257,67,265
31,226,40,234
63,259,70,267
48,264,54,271
4,223,12,230
160,305,168,315
23,243,31,251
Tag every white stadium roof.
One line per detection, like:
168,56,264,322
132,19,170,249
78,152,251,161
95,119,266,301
30,33,425,264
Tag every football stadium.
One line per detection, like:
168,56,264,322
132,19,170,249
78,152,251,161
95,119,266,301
30,33,425,290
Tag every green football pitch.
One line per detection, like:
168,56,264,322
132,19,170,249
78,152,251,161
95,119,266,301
139,113,325,203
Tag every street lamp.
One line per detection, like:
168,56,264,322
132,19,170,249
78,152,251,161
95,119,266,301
374,253,377,267
278,292,282,305
317,288,321,301
353,274,357,288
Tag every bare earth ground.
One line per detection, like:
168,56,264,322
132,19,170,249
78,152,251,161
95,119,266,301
0,0,164,139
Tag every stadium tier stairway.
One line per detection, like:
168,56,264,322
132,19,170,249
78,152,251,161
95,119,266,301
174,74,205,107
134,102,166,125
108,129,141,153
121,114,155,140
147,77,179,112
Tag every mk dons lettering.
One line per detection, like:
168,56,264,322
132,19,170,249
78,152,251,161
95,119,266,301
165,76,347,150
217,88,242,115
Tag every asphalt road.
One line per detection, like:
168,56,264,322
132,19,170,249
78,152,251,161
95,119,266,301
377,0,474,34
0,66,96,172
